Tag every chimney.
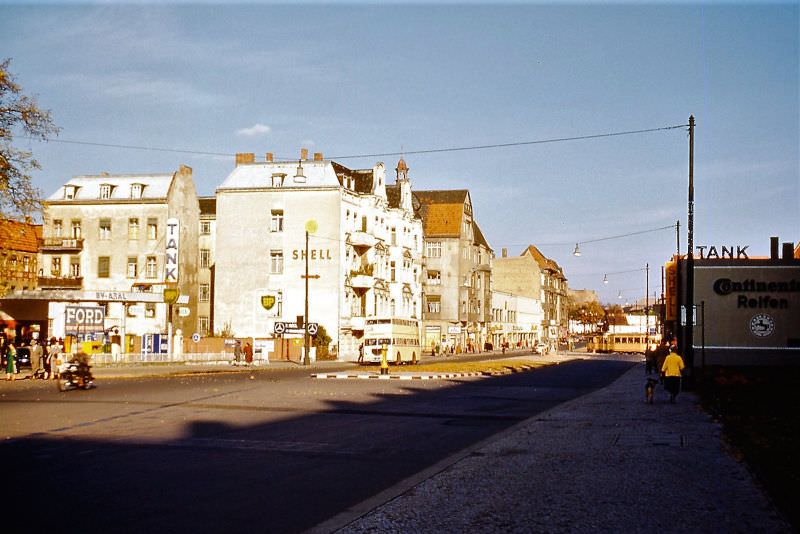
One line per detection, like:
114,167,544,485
502,248,508,258
266,152,274,163
235,153,255,166
782,242,793,260
300,148,308,161
314,152,323,161
770,237,779,259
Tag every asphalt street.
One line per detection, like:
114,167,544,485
1,356,634,533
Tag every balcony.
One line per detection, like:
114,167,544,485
347,231,377,251
40,237,83,252
38,276,83,289
350,274,374,290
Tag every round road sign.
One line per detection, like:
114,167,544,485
274,322,286,334
191,332,201,343
307,323,318,336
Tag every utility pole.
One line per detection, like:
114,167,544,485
645,262,650,350
685,115,695,380
302,220,320,366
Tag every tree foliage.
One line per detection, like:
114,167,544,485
569,301,605,331
1,58,60,220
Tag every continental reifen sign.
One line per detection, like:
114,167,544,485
694,265,800,350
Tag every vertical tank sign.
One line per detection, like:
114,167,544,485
165,218,180,282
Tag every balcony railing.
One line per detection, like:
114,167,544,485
38,276,83,288
348,231,377,249
40,237,84,252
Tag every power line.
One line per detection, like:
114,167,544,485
498,223,677,249
28,123,687,161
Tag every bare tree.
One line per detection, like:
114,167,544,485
1,58,60,220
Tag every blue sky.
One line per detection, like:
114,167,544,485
2,2,797,303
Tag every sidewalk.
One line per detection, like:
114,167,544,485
325,363,791,533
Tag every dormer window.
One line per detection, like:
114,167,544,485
99,184,114,199
130,183,144,199
64,185,78,200
271,173,285,188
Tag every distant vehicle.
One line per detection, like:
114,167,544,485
586,333,660,354
535,343,549,355
363,317,421,364
2,346,31,370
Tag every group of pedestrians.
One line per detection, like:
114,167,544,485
645,338,686,403
2,336,64,381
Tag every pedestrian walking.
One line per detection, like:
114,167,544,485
233,340,242,365
30,339,44,379
244,342,253,364
358,343,365,363
661,346,685,403
48,337,60,380
5,342,16,381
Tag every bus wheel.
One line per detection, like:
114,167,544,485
396,352,402,365
412,352,417,365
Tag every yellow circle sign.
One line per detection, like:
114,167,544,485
305,220,318,234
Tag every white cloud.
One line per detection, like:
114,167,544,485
236,123,272,137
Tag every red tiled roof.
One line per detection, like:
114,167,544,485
0,219,41,253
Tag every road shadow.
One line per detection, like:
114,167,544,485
2,358,634,533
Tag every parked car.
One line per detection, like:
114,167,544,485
535,343,549,355
1,346,30,371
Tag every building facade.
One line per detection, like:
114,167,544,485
20,165,200,351
213,152,423,360
490,290,544,349
197,197,216,336
415,189,492,353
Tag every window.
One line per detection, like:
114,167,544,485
270,210,284,232
99,219,111,240
23,256,30,272
199,284,210,303
200,249,211,269
53,220,63,238
390,261,396,282
200,221,211,235
127,257,137,278
270,250,284,274
64,185,77,200
426,296,441,314
425,241,442,258
427,270,441,285
147,218,158,240
99,184,112,199
199,316,210,336
70,257,80,277
271,173,285,187
391,227,396,245
145,256,157,278
71,220,81,239
51,257,61,276
97,256,110,278
128,218,139,240
130,184,143,198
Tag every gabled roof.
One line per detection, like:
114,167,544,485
413,189,469,205
48,173,173,201
473,221,492,251
522,245,566,279
219,160,340,190
331,161,373,193
0,219,42,253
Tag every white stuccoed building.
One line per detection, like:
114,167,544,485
213,151,423,361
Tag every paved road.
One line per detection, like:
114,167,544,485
1,356,634,533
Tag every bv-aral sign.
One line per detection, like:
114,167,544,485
65,305,105,335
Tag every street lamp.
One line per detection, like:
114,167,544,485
572,243,581,257
303,219,319,366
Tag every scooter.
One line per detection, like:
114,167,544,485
57,357,95,391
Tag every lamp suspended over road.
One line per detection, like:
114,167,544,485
603,274,608,284
572,243,581,257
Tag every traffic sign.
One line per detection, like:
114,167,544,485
307,323,318,336
274,322,286,334
191,333,201,343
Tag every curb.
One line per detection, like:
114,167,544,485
311,364,540,380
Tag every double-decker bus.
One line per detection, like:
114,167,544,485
363,317,421,365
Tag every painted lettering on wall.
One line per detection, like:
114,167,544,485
292,249,333,261
165,218,180,282
713,277,799,309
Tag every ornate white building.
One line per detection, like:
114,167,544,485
213,151,423,360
